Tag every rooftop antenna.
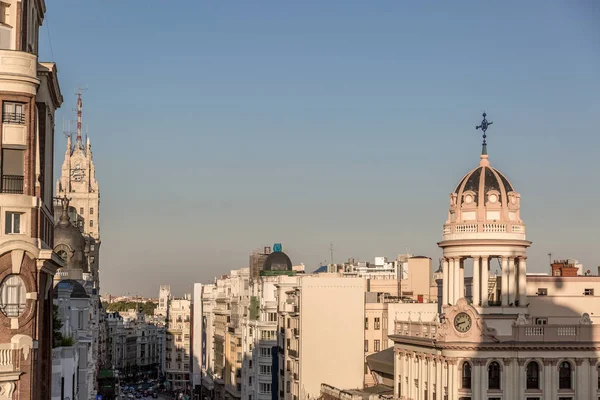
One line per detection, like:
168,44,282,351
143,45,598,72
476,112,493,155
548,253,552,265
74,86,88,149
329,243,334,265
62,119,76,141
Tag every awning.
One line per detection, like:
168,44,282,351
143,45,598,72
366,347,394,376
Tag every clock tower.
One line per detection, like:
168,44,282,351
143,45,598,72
55,92,101,290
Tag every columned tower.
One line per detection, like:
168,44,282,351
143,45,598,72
437,114,531,313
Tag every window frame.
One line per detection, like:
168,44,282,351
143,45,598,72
2,102,25,124
461,361,472,389
526,361,540,390
488,361,501,390
0,274,27,317
558,361,572,390
5,211,23,234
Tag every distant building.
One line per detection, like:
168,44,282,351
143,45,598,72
165,292,192,392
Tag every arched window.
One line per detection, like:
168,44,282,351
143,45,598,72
488,361,501,390
0,274,27,317
462,361,472,389
559,361,572,389
526,361,540,389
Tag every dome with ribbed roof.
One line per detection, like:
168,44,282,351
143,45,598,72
444,154,525,239
453,156,514,207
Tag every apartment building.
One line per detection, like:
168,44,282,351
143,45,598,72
165,294,192,391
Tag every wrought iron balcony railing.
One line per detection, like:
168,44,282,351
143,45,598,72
1,175,24,194
2,112,25,124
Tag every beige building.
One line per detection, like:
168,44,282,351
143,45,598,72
387,119,600,400
279,274,366,400
165,293,192,391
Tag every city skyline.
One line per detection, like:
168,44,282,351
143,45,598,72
39,1,600,296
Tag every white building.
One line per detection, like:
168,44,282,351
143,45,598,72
387,117,600,400
165,292,193,392
52,279,94,400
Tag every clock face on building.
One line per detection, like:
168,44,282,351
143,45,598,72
71,166,85,182
454,312,472,333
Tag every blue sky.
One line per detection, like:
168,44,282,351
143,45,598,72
39,1,600,296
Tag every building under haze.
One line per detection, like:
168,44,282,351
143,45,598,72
0,1,63,399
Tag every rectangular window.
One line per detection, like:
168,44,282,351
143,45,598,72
80,207,84,214
585,288,594,296
259,347,271,357
374,317,381,330
268,312,277,322
259,383,271,394
4,212,22,234
78,310,84,329
249,360,252,368
286,381,290,393
90,244,95,251
374,340,380,352
364,340,368,352
259,364,272,375
537,288,548,296
535,318,548,325
90,207,94,215
1,149,24,194
2,102,25,124
90,220,94,227
248,376,252,385
365,317,368,330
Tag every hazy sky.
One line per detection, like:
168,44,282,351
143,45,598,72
40,1,600,297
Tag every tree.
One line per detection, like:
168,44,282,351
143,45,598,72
52,304,63,348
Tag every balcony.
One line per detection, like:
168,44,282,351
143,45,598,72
513,324,600,342
1,175,23,194
394,321,438,339
2,112,25,124
441,221,526,241
0,50,39,94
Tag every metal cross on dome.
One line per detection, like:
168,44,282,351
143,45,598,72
476,112,493,154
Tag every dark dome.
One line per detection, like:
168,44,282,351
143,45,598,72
54,279,89,299
54,222,86,253
454,164,514,205
263,251,292,272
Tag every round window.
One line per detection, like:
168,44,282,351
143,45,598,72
57,250,68,262
0,274,27,317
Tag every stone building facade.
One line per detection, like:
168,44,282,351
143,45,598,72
0,0,63,399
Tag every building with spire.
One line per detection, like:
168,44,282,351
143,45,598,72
0,1,63,399
53,92,106,398
55,91,101,290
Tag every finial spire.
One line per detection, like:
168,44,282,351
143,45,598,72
57,194,72,226
475,112,493,155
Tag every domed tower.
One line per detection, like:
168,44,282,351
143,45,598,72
438,114,531,312
54,196,90,279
